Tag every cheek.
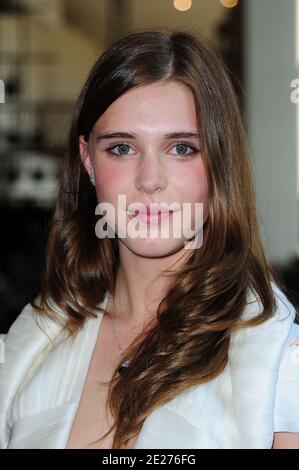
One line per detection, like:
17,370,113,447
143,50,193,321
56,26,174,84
172,162,209,225
173,162,209,202
94,163,128,202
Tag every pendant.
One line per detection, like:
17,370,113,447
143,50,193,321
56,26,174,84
118,360,131,375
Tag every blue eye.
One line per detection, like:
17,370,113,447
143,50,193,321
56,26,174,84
105,142,200,159
106,144,132,157
172,143,195,156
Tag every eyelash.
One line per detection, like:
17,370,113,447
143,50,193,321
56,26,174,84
104,141,201,159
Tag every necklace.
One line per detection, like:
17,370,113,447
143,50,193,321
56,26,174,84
108,294,131,376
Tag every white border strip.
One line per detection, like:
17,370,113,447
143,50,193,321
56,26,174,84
0,79,4,104
296,0,299,255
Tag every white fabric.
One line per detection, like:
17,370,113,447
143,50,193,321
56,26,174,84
0,281,298,449
274,320,299,433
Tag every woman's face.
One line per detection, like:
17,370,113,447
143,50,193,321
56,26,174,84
79,80,209,258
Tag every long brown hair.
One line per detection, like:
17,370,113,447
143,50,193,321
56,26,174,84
31,28,296,448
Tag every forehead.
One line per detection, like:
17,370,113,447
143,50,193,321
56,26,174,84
93,81,199,134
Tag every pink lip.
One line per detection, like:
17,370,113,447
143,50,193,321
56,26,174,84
128,208,174,225
127,203,176,214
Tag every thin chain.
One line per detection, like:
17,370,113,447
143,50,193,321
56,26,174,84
108,294,125,357
108,293,131,375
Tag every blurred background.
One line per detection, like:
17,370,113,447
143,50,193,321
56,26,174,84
0,0,298,332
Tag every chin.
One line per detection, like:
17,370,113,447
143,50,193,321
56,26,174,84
119,236,188,259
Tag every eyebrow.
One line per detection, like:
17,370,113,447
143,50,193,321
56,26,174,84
95,131,200,143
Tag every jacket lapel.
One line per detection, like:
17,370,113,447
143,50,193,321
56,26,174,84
1,294,108,449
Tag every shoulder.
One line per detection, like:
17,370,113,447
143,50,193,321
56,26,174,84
1,302,48,376
242,280,296,324
271,281,297,320
0,300,67,448
229,280,297,368
230,281,296,357
226,281,298,447
1,296,69,347
0,299,65,386
1,298,68,378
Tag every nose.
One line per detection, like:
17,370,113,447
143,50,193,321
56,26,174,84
135,151,167,194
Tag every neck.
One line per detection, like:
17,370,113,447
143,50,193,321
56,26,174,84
111,243,191,327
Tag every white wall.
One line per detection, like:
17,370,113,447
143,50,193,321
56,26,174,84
244,0,298,264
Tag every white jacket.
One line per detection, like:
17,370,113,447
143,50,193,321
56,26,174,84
0,281,299,449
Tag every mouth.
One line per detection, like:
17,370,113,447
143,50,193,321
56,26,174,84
126,203,177,225
128,209,174,225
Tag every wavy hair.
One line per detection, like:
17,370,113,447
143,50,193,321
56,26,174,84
31,28,296,448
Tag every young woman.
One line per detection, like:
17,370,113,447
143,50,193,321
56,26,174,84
1,29,299,450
